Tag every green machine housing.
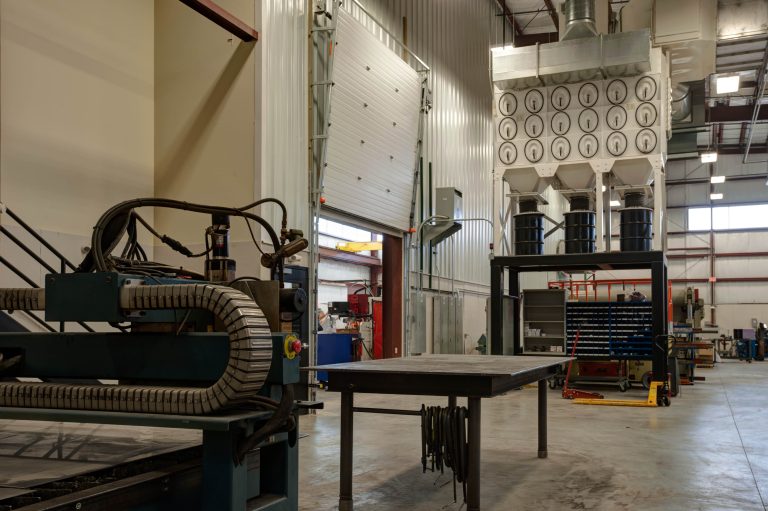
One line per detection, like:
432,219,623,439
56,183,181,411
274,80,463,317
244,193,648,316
0,272,302,511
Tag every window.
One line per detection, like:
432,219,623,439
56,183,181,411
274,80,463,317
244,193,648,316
318,218,373,242
317,218,382,255
688,204,768,231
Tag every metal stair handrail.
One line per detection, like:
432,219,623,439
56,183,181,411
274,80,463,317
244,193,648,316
0,203,93,332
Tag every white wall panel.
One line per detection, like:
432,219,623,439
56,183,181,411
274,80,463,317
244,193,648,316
715,304,767,335
348,0,505,286
716,257,768,279
323,6,422,231
260,0,309,234
716,231,768,252
715,283,768,305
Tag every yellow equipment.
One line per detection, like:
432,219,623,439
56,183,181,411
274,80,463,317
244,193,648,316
572,381,670,407
335,241,383,252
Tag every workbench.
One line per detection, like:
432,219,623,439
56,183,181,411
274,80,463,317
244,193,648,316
310,355,569,511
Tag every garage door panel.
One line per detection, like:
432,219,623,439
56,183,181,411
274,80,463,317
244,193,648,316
323,6,423,231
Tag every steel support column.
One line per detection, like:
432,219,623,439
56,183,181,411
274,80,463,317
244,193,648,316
467,397,482,511
510,270,520,355
538,379,547,459
490,264,504,355
202,429,247,511
339,391,354,511
383,235,403,358
651,261,668,382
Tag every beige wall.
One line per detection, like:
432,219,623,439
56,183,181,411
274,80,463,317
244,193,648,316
154,0,259,245
0,0,154,237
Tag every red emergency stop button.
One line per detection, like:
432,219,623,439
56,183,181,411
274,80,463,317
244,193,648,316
284,335,301,360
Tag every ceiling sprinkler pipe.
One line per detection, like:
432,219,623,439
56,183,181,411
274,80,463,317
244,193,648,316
562,0,597,40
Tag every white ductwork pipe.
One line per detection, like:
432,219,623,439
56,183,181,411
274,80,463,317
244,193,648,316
671,83,692,123
562,0,598,40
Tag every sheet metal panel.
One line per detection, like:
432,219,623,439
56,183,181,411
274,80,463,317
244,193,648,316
323,6,422,231
348,0,505,285
260,0,309,233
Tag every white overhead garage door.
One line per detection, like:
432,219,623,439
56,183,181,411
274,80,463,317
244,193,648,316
322,6,423,232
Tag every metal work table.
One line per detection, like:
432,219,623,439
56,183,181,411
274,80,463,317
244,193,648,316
310,355,569,511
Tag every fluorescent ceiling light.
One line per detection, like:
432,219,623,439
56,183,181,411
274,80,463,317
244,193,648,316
610,200,621,207
710,175,726,184
700,152,718,163
601,185,607,192
716,75,740,94
710,193,723,200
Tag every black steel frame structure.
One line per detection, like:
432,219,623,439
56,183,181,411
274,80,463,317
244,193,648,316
490,251,670,383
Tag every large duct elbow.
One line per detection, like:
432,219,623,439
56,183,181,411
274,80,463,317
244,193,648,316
671,83,692,123
562,0,598,41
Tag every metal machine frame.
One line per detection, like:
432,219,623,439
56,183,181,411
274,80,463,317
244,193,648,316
0,270,304,511
490,251,669,386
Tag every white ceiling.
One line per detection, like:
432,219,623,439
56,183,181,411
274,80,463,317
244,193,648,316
502,0,558,35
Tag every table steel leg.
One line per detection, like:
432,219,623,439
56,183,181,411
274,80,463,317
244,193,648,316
467,396,481,511
448,395,457,409
339,391,354,511
538,379,547,459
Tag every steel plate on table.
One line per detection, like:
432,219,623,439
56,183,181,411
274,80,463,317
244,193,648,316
309,355,570,376
0,487,33,500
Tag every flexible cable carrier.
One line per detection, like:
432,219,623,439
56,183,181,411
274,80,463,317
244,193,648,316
0,284,272,415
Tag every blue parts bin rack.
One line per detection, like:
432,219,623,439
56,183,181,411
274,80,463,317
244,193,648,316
566,301,653,360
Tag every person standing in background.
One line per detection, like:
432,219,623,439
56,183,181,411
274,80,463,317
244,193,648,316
318,308,332,332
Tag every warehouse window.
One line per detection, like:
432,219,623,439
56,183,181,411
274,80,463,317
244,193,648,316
318,218,373,242
688,204,768,231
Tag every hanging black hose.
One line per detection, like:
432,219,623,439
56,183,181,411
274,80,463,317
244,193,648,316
235,384,296,464
420,404,469,503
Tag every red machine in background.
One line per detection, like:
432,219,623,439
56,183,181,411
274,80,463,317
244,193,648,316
326,293,382,360
348,293,370,316
347,293,383,360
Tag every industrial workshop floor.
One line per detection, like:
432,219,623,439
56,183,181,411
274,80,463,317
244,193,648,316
299,360,768,511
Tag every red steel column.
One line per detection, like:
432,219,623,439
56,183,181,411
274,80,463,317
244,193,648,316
382,235,403,358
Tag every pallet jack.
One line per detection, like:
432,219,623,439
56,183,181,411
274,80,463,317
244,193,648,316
572,335,673,407
561,331,604,400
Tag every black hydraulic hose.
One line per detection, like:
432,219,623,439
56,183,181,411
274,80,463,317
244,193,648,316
237,198,288,229
86,198,282,274
235,384,295,464
420,404,469,503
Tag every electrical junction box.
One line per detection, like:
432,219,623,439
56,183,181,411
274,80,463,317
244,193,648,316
436,187,463,220
424,187,463,246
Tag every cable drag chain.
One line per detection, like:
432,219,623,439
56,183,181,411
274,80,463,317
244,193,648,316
0,284,272,415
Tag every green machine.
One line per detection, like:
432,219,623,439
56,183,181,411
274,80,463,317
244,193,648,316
0,198,313,511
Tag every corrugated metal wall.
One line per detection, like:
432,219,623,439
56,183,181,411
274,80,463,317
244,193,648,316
260,0,309,234
666,154,768,334
347,0,505,286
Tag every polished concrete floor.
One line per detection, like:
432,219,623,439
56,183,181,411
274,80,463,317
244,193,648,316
299,360,768,511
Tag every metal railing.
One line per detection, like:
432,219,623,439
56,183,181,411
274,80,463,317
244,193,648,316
0,204,93,332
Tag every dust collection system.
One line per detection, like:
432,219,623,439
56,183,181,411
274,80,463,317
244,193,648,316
0,197,313,511
490,0,671,406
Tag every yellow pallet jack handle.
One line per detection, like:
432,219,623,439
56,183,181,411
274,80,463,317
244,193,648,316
573,381,668,407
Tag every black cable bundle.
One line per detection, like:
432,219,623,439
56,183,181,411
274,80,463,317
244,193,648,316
420,404,469,503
